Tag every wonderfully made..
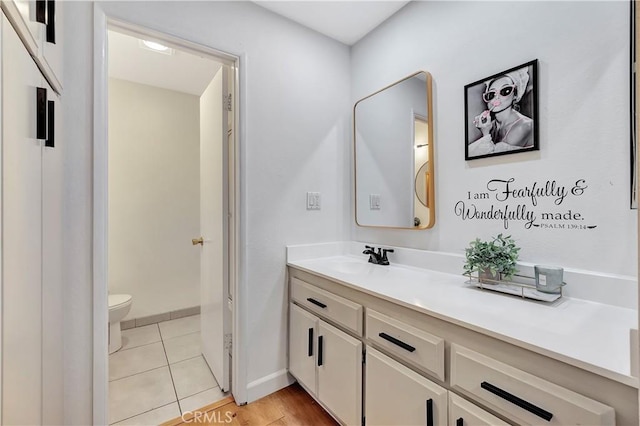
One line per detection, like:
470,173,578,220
454,201,536,229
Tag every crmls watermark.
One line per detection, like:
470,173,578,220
181,410,234,423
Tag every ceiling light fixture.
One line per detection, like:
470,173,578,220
139,40,174,55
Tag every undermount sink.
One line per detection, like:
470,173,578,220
323,257,373,275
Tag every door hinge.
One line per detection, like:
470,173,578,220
224,333,232,350
225,94,232,111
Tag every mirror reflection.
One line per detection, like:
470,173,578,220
354,71,435,229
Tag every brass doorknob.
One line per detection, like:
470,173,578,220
192,237,204,246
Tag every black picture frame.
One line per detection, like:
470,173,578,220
464,59,539,161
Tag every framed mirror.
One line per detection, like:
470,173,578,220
354,71,435,229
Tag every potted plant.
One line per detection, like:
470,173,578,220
463,234,520,283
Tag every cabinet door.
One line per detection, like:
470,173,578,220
448,393,509,426
41,86,63,425
2,11,44,425
39,0,62,91
0,0,43,55
289,303,317,395
366,347,447,426
318,320,362,426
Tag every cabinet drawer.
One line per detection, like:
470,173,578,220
366,309,444,381
450,344,615,425
448,393,509,426
291,278,363,336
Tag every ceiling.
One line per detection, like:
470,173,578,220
253,1,410,45
108,30,222,96
107,2,409,93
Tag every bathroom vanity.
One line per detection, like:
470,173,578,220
287,247,638,426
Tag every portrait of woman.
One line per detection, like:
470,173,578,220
465,60,539,160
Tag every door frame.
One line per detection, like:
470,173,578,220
92,6,247,424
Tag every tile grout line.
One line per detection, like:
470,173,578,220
109,364,168,384
109,319,202,421
169,353,203,367
160,330,184,415
163,329,201,343
109,401,177,426
116,338,162,354
116,323,162,353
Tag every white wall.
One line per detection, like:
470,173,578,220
108,78,200,320
63,1,351,421
351,1,638,278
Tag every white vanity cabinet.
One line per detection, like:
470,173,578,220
366,347,447,426
289,302,363,426
450,344,615,425
287,265,635,426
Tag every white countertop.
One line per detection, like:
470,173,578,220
287,255,639,388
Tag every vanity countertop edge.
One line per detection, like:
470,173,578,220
287,255,639,389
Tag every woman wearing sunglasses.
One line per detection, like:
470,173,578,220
468,68,533,157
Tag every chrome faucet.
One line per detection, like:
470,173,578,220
362,245,394,265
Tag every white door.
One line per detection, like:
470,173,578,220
2,12,44,424
199,65,230,391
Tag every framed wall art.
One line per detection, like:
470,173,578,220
465,59,539,161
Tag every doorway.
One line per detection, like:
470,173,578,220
94,19,241,425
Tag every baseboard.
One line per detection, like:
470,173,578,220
246,369,295,403
122,305,201,330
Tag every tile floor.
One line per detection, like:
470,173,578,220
109,315,228,425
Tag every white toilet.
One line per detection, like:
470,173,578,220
108,294,133,354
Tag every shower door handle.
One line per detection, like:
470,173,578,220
192,237,204,246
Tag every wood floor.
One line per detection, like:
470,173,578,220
162,383,338,426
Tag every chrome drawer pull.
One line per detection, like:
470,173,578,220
306,298,327,309
481,381,553,422
379,332,416,352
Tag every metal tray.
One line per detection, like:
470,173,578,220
463,273,564,303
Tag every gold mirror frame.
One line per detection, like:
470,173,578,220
353,71,435,229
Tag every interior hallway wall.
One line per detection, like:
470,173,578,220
351,1,638,278
63,2,351,422
108,78,200,320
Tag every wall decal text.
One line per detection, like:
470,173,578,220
454,178,597,230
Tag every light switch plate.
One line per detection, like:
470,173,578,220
369,194,381,210
307,192,321,210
